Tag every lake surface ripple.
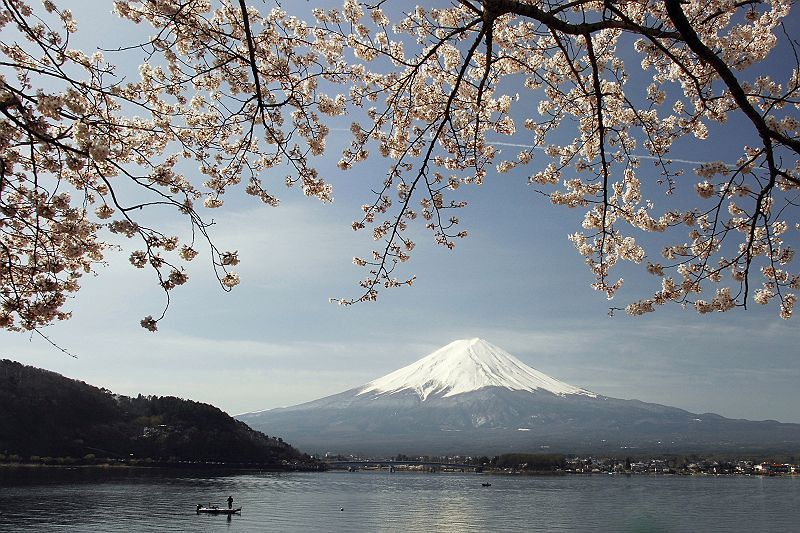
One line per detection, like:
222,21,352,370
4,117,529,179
0,468,798,532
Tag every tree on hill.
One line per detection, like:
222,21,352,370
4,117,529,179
1,0,799,332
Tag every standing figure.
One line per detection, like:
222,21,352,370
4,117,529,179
227,495,234,509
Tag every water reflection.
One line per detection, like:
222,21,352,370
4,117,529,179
0,468,798,532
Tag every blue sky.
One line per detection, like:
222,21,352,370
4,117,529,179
1,1,799,424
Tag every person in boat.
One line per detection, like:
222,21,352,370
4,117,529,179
227,495,234,509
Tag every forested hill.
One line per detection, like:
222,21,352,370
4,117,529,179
0,359,316,467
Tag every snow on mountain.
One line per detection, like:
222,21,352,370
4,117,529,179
357,338,596,400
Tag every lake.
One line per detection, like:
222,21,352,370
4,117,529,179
0,468,798,532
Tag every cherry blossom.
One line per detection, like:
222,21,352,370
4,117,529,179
2,0,799,334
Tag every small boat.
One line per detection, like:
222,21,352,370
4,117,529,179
481,482,492,487
196,505,242,515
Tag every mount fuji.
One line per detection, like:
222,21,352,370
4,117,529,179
237,338,800,455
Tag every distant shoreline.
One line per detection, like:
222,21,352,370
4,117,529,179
0,462,318,472
2,463,798,479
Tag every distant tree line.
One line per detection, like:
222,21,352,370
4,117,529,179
486,453,567,472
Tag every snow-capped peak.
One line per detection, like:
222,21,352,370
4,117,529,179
357,338,596,401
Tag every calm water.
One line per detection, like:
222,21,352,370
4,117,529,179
0,468,798,532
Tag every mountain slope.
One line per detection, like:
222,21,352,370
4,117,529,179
238,339,800,455
0,359,314,465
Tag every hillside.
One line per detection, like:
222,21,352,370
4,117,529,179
0,359,316,467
